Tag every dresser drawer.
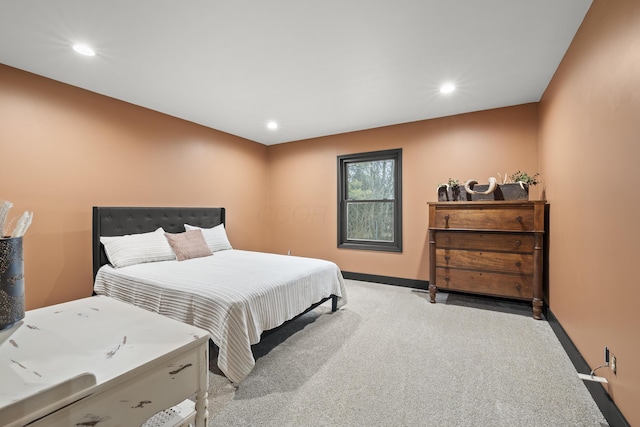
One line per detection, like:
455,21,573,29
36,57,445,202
435,231,534,253
435,248,534,274
432,206,535,231
435,267,533,299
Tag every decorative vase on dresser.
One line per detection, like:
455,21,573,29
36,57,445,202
0,236,24,330
427,200,547,319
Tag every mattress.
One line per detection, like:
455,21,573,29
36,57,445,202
94,249,347,383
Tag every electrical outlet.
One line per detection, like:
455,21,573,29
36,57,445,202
604,346,610,364
611,355,617,375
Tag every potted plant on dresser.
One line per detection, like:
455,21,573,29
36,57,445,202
437,178,467,201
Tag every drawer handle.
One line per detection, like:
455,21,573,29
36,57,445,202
515,215,523,223
514,283,521,291
515,261,522,267
444,276,450,282
444,256,450,262
514,240,522,247
443,214,450,226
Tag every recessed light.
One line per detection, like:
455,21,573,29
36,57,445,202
73,44,95,57
267,121,278,130
440,83,456,94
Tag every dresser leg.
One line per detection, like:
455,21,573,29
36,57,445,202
429,284,437,303
532,298,543,320
195,388,208,426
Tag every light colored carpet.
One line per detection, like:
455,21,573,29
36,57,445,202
206,280,608,426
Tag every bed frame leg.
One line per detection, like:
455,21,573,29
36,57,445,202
331,295,338,312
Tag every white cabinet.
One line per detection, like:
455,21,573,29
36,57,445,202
0,296,209,426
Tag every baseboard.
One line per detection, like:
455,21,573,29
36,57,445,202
546,309,630,427
341,271,428,290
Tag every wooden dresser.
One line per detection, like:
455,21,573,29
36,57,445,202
428,200,546,319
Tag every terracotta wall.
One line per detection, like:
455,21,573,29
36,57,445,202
266,104,540,280
0,64,269,310
539,0,640,423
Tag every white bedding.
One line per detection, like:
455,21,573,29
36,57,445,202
94,249,347,383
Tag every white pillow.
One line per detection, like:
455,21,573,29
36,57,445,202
184,223,232,252
100,227,176,268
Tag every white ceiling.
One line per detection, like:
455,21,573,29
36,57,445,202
0,0,592,145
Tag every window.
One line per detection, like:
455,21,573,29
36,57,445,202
337,149,402,252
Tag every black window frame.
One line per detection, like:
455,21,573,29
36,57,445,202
337,148,402,252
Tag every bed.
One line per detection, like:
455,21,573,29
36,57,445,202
92,206,347,383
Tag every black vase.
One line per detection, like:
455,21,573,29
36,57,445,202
0,236,25,329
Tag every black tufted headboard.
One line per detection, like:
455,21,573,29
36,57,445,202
92,206,225,280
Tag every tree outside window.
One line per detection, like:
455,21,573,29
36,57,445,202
337,149,402,252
